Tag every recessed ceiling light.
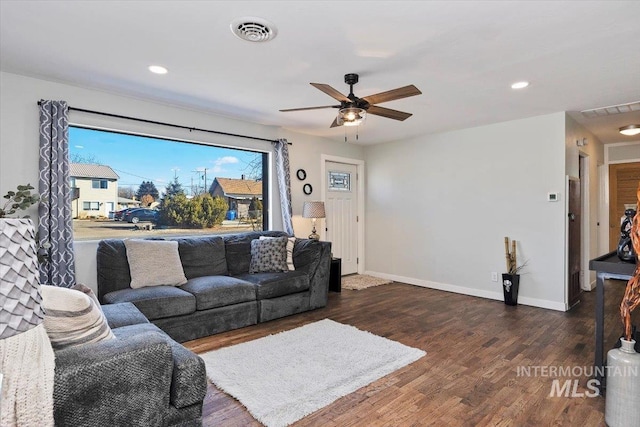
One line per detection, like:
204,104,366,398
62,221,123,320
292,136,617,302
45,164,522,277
511,81,529,89
619,124,640,136
148,65,168,75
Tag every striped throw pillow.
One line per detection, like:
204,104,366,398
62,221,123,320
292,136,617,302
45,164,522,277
41,285,115,350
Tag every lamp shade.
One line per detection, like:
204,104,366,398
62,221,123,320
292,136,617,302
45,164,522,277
302,201,325,219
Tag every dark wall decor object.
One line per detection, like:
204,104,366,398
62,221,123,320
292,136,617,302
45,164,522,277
617,208,637,262
303,184,313,195
296,169,306,181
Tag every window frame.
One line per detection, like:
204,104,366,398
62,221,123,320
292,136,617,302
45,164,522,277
82,201,100,211
91,179,108,189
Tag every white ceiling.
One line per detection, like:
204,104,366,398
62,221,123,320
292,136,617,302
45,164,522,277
1,1,639,145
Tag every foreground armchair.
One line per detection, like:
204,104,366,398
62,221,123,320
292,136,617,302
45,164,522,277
53,302,206,427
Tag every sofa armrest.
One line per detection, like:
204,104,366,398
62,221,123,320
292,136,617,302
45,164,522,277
54,331,173,427
102,301,150,329
293,239,332,308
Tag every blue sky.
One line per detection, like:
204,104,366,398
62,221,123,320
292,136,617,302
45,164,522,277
69,127,262,196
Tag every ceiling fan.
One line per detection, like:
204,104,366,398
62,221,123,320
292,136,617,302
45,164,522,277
280,73,422,128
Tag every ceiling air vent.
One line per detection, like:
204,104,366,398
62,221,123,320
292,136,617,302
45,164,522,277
230,17,277,43
581,101,640,118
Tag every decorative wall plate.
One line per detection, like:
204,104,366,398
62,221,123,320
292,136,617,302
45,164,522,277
303,183,313,195
296,169,306,180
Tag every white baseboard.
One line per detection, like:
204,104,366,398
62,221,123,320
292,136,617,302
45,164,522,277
582,279,596,292
364,270,566,312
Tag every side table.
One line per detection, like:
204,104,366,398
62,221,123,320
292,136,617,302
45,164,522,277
330,257,341,292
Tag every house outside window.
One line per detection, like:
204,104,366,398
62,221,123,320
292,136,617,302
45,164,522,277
82,201,100,211
92,179,108,189
71,163,119,220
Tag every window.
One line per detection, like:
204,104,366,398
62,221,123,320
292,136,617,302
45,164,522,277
328,171,351,191
82,201,100,211
92,179,108,189
69,126,268,241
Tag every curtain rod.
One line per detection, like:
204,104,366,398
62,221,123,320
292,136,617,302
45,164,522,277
37,101,291,145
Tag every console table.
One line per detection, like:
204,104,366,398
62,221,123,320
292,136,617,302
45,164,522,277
588,251,636,391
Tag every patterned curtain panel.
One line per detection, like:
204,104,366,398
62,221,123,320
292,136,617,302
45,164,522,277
272,139,294,235
38,100,76,288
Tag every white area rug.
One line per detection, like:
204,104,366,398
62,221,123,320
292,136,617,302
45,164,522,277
342,274,393,290
201,319,425,427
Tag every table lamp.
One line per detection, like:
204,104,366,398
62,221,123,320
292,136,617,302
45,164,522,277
302,201,325,240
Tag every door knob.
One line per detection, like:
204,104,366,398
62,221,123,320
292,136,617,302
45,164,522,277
568,213,576,221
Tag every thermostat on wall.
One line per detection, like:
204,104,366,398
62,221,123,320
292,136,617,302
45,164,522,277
548,192,559,202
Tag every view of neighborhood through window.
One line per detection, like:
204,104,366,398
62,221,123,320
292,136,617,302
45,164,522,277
69,126,267,241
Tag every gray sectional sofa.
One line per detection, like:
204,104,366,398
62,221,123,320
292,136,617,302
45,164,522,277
96,231,332,343
54,302,207,427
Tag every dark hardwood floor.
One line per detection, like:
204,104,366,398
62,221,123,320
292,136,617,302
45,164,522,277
184,280,637,426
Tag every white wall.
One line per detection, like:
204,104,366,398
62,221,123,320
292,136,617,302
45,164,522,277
365,112,567,310
0,71,364,291
565,113,604,290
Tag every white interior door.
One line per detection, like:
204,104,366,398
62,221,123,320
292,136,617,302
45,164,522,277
325,161,358,275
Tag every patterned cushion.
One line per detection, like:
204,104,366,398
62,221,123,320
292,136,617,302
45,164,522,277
249,237,288,273
260,236,295,271
41,285,115,350
124,239,188,289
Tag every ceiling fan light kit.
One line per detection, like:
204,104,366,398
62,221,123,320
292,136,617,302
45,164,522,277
280,73,422,132
337,107,366,127
619,124,640,136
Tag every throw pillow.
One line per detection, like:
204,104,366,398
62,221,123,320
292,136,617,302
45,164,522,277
40,285,115,350
124,239,188,289
71,283,102,308
260,236,296,271
249,236,288,273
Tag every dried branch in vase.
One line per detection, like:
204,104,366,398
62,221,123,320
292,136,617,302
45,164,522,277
621,184,640,341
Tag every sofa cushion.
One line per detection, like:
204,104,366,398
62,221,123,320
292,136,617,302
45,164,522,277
97,239,132,302
180,276,256,311
41,285,115,350
235,270,310,300
223,231,288,275
124,239,188,289
103,286,196,321
102,302,150,329
249,236,288,273
113,323,207,409
175,235,228,279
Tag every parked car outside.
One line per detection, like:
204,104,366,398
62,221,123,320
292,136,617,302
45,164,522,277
114,208,136,221
123,208,159,224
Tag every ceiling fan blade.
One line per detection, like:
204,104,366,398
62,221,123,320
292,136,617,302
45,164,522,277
362,85,422,105
330,117,341,128
366,105,413,121
280,105,339,112
310,83,351,102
